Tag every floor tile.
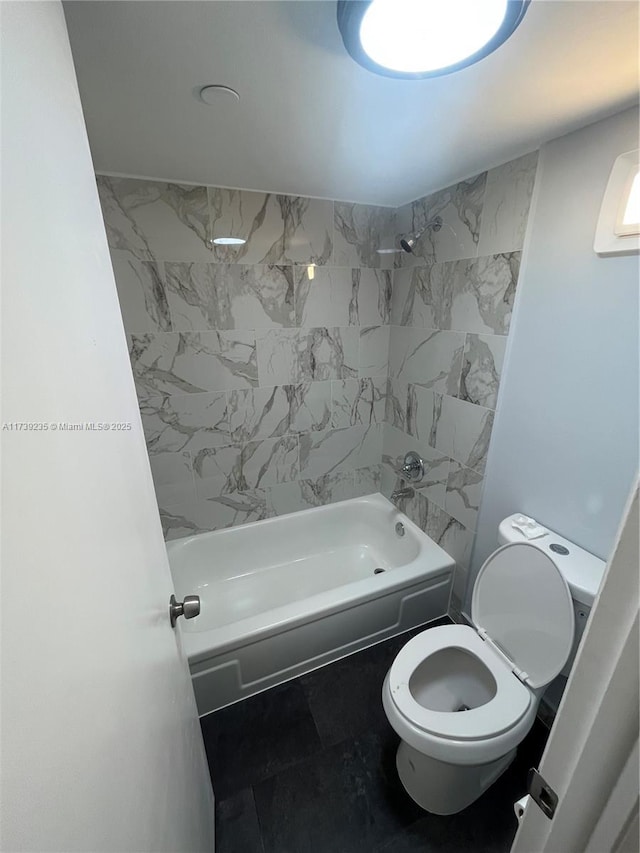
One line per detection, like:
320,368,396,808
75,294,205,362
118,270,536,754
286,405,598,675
215,788,264,853
300,618,451,747
374,721,549,853
253,728,423,853
200,680,322,798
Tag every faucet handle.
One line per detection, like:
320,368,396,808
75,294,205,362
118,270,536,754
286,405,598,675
396,451,424,483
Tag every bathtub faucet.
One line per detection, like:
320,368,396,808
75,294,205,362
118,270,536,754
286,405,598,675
391,484,414,502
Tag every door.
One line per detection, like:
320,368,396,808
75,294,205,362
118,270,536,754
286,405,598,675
0,3,215,850
511,483,639,852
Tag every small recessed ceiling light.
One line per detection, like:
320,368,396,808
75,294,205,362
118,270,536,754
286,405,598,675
337,0,529,79
210,237,246,246
198,85,240,105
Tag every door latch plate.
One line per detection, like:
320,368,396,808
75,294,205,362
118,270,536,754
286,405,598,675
527,767,558,819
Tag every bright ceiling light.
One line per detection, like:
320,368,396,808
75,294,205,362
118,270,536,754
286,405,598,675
211,237,246,245
337,0,530,79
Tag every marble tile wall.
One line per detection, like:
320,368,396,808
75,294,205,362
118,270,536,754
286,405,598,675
98,176,394,539
382,151,539,614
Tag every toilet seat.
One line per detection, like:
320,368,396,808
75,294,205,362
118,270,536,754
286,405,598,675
387,625,532,741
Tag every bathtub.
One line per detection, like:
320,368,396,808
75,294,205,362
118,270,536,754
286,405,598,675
167,493,454,716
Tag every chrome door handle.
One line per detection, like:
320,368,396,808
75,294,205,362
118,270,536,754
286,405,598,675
169,594,200,627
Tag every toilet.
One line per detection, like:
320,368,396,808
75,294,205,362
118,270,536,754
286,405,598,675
382,513,606,815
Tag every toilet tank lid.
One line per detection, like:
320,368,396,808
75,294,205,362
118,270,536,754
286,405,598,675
498,515,606,607
472,542,575,690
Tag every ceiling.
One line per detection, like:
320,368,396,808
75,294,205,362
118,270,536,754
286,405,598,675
64,1,639,207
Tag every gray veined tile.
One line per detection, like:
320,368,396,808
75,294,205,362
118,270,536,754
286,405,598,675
459,333,506,409
164,263,232,331
159,491,273,541
331,378,386,429
294,267,354,328
333,203,394,268
268,471,357,516
227,382,331,442
257,327,358,386
149,450,195,507
396,173,487,267
396,491,473,570
445,461,484,530
193,435,299,498
353,464,382,496
388,327,464,396
381,424,449,507
389,264,450,330
110,250,172,334
129,331,258,400
141,391,229,455
478,151,539,256
445,252,521,335
294,267,391,328
434,395,494,474
227,265,295,328
385,378,409,432
208,188,332,266
359,326,390,379
406,384,442,447
298,424,382,480
96,176,210,261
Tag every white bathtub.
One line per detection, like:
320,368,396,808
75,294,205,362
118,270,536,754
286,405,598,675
167,493,454,716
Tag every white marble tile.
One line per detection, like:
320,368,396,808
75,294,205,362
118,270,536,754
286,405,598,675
129,331,258,400
406,384,442,447
445,253,521,335
478,151,538,256
434,395,494,474
141,391,229,454
333,203,394,268
268,471,356,516
227,265,295,328
160,490,273,540
459,333,506,409
164,262,232,331
385,378,408,432
149,450,195,507
97,176,211,261
257,327,358,386
227,382,331,442
445,461,484,530
193,435,299,497
110,251,172,334
295,267,391,327
331,378,386,429
381,424,449,507
359,326,390,379
388,327,464,395
208,188,332,265
353,464,382,496
299,424,382,480
396,173,487,266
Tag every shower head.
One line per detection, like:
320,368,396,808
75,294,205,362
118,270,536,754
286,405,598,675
400,216,443,253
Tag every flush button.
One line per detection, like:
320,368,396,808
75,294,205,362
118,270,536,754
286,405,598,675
549,543,570,555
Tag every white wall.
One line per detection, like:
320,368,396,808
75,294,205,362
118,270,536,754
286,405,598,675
1,3,214,849
470,107,639,597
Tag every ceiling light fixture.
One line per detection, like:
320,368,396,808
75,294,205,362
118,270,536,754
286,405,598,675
337,0,530,79
210,237,246,246
198,85,240,105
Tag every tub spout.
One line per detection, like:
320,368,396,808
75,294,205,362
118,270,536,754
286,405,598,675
391,486,414,502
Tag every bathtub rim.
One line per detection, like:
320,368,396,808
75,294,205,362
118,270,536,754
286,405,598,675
168,492,455,665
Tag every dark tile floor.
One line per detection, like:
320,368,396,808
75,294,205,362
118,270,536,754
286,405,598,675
200,618,549,853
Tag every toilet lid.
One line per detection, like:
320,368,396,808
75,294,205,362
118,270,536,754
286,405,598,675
472,543,575,689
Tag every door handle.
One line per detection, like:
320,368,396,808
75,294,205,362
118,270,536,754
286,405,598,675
169,594,200,628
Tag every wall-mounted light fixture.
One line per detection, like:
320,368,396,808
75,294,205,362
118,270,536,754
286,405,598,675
594,149,640,257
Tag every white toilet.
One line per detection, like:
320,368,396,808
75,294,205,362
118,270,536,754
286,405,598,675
382,514,606,815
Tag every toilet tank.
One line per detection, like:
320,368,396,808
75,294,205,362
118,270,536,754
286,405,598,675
497,514,607,675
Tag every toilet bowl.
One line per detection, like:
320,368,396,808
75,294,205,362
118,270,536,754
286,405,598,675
382,516,604,815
